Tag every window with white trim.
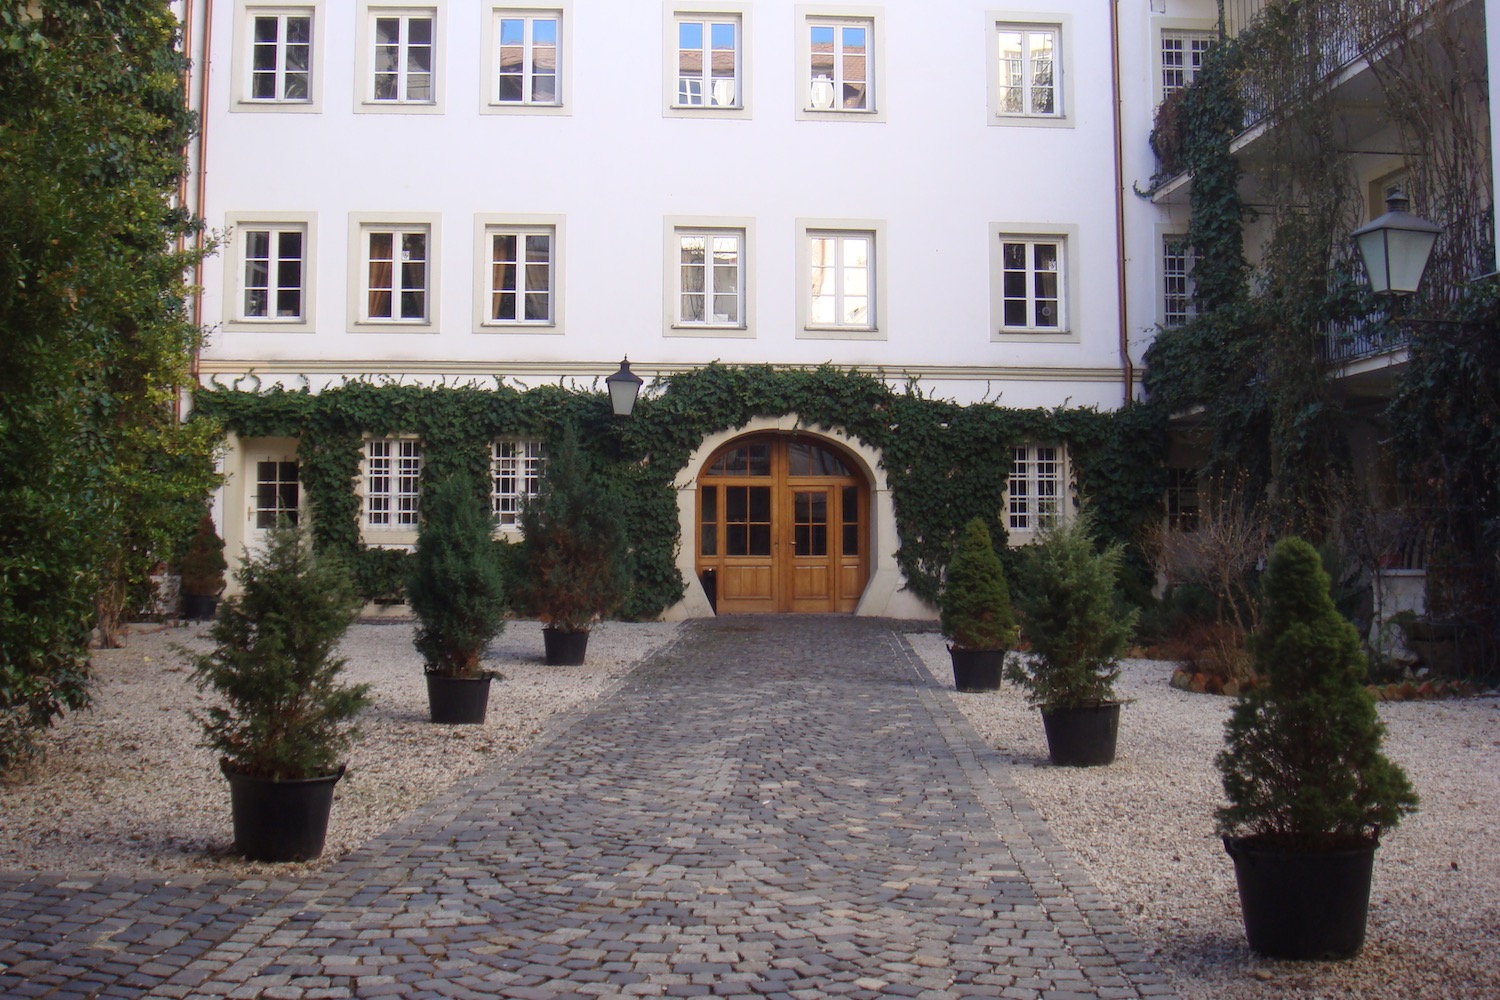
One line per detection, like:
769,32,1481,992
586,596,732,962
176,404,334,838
370,11,434,103
1166,467,1200,532
248,9,313,102
239,225,306,321
997,236,1064,332
366,439,422,528
807,230,873,330
494,10,560,105
492,439,545,526
1163,235,1195,328
675,14,740,108
1008,444,1065,534
362,225,429,322
996,24,1058,117
254,460,301,528
675,228,744,327
806,16,871,111
485,226,554,325
1161,29,1214,99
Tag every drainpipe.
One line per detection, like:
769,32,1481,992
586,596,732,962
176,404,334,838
175,0,195,421
189,0,213,399
1110,0,1134,406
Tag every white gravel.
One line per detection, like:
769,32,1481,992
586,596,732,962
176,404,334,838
0,618,681,878
909,632,1500,1000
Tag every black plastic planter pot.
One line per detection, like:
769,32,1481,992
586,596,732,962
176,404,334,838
1040,702,1121,766
183,593,218,621
222,762,343,862
1224,835,1378,960
543,628,589,666
425,674,493,724
948,648,1004,692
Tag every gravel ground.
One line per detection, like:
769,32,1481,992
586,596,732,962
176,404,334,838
909,632,1500,1000
0,618,681,878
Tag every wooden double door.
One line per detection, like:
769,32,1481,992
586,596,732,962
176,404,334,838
696,434,869,614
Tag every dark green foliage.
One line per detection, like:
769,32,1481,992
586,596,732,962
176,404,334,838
1009,512,1139,709
939,519,1018,651
518,429,627,633
0,1,217,770
1216,538,1418,845
352,547,415,604
190,523,370,781
408,476,507,677
180,515,228,598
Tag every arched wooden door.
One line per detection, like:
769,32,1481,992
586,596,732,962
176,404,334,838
696,434,869,614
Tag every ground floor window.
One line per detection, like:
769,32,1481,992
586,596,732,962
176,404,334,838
254,460,300,528
366,438,422,527
1007,443,1066,535
492,438,545,526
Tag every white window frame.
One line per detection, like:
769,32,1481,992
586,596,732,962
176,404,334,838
348,213,440,332
483,6,568,114
796,220,885,340
356,4,443,113
233,5,319,111
795,6,885,123
473,214,564,334
222,213,317,333
492,439,546,529
1159,27,1215,102
986,12,1072,128
664,218,754,337
664,4,751,119
252,457,302,529
1006,443,1070,540
988,222,1078,342
364,438,423,530
1161,232,1196,328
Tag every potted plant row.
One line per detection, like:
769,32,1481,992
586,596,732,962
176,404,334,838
1007,511,1138,767
938,518,1018,692
1215,536,1418,960
189,522,370,863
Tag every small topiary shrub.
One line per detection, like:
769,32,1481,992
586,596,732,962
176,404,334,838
408,475,508,678
939,518,1018,651
1009,511,1139,709
190,522,370,781
179,514,227,598
1216,537,1418,849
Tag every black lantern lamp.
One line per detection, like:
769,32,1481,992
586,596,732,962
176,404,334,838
606,357,643,418
1351,188,1442,298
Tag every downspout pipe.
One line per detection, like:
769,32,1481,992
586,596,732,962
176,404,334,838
1110,0,1135,406
189,0,212,397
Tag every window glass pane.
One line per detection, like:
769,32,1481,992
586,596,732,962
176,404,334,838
749,486,771,522
749,524,772,556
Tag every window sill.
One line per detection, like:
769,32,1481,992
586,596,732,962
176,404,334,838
666,323,754,339
351,320,436,334
798,325,884,341
232,100,320,114
357,100,443,115
796,107,885,124
481,102,570,117
988,113,1073,129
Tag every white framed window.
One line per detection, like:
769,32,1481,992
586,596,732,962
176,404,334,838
223,213,316,333
349,214,439,331
233,5,321,111
356,6,441,112
489,227,553,325
253,460,301,528
492,439,545,527
796,7,883,122
494,10,560,105
1160,28,1214,99
366,439,422,528
998,237,1063,331
1007,444,1067,536
986,13,1071,127
675,14,740,108
1162,234,1195,328
667,221,751,335
796,221,885,339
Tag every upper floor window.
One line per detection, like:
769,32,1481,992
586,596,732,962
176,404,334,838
675,14,740,108
1163,235,1195,328
363,226,429,323
996,25,1058,117
807,230,873,331
369,10,435,104
495,11,560,105
486,226,554,325
675,228,744,328
240,225,306,322
808,18,869,110
254,460,301,528
492,439,545,526
1161,29,1214,99
1008,444,1066,536
366,439,422,528
997,236,1064,332
249,10,312,102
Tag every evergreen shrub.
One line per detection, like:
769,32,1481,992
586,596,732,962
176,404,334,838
939,518,1018,651
408,475,508,678
179,514,228,598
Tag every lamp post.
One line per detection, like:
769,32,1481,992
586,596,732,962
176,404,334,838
1351,188,1442,299
605,357,643,419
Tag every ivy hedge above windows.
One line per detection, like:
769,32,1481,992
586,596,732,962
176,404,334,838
194,364,1166,616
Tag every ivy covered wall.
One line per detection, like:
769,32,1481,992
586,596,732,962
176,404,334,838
195,365,1166,619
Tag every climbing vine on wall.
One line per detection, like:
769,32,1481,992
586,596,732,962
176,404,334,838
195,366,1165,617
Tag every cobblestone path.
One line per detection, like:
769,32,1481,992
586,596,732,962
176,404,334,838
0,616,1175,999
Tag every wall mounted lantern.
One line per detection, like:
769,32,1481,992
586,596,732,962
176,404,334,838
606,357,643,418
1352,188,1442,297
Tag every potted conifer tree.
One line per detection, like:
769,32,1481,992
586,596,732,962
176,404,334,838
939,518,1018,692
179,514,227,621
1216,536,1418,960
518,428,625,665
408,474,508,724
190,522,370,862
1008,511,1138,766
